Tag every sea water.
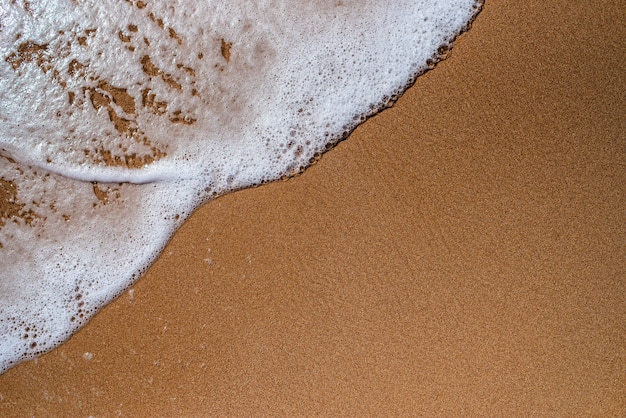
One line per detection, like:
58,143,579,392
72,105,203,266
0,0,481,373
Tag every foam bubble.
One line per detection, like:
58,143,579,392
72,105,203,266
0,0,482,373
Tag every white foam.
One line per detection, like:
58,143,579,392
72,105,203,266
0,0,481,373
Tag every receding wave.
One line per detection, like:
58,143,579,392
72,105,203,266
0,0,482,373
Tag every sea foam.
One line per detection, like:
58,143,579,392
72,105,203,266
0,0,482,373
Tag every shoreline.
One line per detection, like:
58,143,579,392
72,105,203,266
1,0,624,415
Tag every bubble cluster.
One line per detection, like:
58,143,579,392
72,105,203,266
0,0,482,373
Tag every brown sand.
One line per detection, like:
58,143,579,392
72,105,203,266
1,0,624,416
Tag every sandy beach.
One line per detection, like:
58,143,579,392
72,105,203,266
0,0,624,415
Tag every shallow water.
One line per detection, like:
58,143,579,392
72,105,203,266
0,0,481,373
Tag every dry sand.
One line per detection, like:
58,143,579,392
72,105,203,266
1,0,624,415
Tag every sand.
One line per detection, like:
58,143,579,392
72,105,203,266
0,0,624,415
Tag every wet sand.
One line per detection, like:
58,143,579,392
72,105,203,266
1,0,624,415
